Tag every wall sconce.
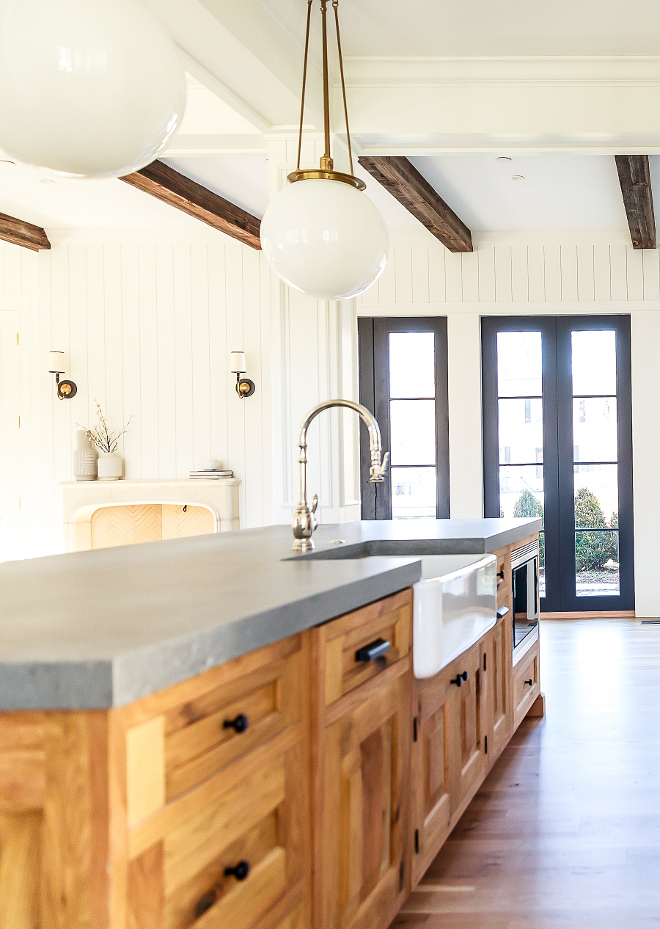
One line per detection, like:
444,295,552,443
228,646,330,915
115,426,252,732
230,351,255,399
48,350,77,400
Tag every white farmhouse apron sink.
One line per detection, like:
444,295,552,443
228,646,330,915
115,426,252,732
412,554,497,679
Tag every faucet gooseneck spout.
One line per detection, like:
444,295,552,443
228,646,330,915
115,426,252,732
291,399,389,552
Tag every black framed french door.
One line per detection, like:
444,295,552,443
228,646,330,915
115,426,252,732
358,317,450,520
482,315,634,613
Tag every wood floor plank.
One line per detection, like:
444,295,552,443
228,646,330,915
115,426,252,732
393,619,660,929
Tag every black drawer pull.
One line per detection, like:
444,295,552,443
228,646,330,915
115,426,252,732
450,671,469,687
194,891,217,919
497,606,510,620
355,638,390,662
524,679,534,687
224,860,250,881
223,713,249,734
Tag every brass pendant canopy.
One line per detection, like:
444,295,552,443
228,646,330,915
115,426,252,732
289,0,365,190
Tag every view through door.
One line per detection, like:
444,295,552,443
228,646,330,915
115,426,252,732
482,315,634,613
358,317,449,520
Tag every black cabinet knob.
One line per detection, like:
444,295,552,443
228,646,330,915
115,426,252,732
224,860,250,882
524,679,534,686
450,671,469,687
223,713,249,734
497,569,506,580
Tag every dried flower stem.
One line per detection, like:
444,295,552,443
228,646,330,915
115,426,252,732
78,400,132,454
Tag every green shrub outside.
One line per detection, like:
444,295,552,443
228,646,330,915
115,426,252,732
512,488,545,566
574,487,618,571
510,486,618,571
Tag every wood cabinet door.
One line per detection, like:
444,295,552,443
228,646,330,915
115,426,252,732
317,665,411,929
486,615,513,765
411,669,453,887
448,642,487,817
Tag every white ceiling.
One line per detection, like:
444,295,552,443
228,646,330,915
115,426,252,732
258,0,660,58
408,153,634,233
0,5,658,239
161,154,270,219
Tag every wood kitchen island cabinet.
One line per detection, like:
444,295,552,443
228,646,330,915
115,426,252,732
0,558,542,929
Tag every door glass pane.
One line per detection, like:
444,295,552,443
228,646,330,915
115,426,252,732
391,467,436,518
573,397,618,462
499,466,544,522
389,332,435,398
575,530,619,597
390,400,436,465
574,465,618,528
572,330,617,396
498,398,543,464
497,332,543,397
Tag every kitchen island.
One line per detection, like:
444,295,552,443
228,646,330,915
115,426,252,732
0,517,541,929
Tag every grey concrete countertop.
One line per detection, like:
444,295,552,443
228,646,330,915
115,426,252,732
0,517,540,711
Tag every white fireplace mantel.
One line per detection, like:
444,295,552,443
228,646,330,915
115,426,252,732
61,479,241,553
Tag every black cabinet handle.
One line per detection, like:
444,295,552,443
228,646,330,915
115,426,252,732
497,606,510,620
194,859,251,918
524,679,534,687
450,671,469,687
194,891,217,919
223,713,249,734
224,860,250,882
356,638,390,662
497,569,506,580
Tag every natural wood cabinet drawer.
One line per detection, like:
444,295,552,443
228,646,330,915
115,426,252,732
161,636,304,800
127,733,307,929
322,588,412,706
513,642,540,728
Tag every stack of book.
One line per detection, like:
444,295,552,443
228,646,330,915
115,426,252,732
189,469,234,480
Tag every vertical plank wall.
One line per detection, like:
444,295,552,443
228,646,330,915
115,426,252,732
359,240,660,308
0,236,275,556
0,231,362,558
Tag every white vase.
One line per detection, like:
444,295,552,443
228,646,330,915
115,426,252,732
73,429,97,481
97,451,123,481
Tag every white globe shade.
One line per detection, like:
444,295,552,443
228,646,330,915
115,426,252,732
261,178,389,300
0,0,186,178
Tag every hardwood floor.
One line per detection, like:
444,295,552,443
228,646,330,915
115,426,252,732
393,619,660,929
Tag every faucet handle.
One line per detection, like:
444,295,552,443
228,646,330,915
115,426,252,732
370,451,390,483
310,494,319,514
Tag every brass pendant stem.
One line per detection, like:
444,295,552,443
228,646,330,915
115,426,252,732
321,0,331,162
293,0,362,189
333,0,354,176
296,0,313,173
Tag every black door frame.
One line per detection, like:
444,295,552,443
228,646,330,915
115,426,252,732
482,314,634,613
358,316,450,520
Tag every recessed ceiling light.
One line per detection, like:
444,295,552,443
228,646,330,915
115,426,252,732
511,174,525,181
497,156,512,162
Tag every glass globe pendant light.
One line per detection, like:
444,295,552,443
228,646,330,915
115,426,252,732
0,0,186,178
260,0,388,301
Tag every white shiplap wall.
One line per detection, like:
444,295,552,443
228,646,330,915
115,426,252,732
1,233,276,556
0,228,360,559
359,239,660,307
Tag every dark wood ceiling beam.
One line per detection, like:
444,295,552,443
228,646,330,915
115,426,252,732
120,160,261,250
615,155,656,249
0,212,50,251
358,155,472,253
